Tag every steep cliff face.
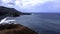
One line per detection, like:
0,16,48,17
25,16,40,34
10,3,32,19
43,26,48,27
0,6,32,17
0,6,32,21
0,6,20,16
0,23,38,34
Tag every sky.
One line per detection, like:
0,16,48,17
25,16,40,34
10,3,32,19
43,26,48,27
0,0,60,13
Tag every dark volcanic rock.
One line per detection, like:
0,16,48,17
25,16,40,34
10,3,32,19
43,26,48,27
0,23,38,34
0,6,32,20
0,6,32,17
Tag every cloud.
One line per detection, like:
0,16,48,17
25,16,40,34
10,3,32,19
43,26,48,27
38,1,60,13
15,0,60,13
14,0,55,13
0,0,60,13
15,0,53,8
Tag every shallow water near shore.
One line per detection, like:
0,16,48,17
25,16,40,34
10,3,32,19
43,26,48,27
14,13,60,34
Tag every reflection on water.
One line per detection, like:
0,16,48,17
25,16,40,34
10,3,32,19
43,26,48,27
15,13,60,34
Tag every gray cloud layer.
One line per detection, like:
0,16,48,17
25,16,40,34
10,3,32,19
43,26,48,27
0,0,60,13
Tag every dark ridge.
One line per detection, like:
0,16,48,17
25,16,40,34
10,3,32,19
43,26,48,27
0,6,32,20
0,6,21,17
0,23,38,34
0,6,32,17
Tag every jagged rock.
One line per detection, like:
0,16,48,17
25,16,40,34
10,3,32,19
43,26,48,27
0,23,38,34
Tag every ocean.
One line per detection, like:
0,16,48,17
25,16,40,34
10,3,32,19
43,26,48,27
14,13,60,34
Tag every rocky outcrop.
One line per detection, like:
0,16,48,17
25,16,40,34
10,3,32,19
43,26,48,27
0,23,38,34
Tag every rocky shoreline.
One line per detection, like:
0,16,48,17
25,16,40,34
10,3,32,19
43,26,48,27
0,23,38,34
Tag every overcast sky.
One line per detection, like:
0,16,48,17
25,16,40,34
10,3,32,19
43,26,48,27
0,0,60,13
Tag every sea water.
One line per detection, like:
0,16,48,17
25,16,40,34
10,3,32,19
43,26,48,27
15,13,60,34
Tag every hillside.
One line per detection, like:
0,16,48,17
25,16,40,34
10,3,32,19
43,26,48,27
0,23,38,34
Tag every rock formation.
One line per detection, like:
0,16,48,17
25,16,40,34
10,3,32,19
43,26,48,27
0,6,32,20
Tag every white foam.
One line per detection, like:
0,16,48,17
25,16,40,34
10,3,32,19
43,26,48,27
0,17,16,24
